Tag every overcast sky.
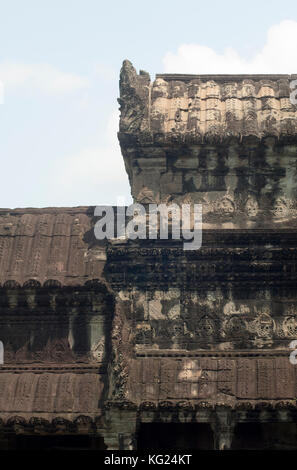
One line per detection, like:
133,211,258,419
1,0,297,208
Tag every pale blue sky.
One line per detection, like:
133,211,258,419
1,0,297,208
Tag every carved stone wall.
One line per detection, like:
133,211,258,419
118,61,297,232
105,231,297,407
1,62,297,449
0,281,112,365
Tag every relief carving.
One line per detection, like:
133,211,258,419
91,337,106,361
247,309,276,348
196,315,216,338
272,197,292,219
215,196,236,217
223,301,250,315
245,196,259,218
4,338,84,364
282,316,297,337
222,317,246,337
136,187,159,205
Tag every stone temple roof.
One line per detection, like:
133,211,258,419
0,371,104,420
0,62,297,436
1,63,297,285
119,60,297,143
0,207,106,286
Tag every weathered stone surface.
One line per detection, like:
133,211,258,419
119,62,297,143
0,371,103,416
1,61,297,449
119,62,297,232
0,207,107,286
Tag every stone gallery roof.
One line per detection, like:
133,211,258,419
0,207,109,423
0,370,104,420
130,355,297,406
0,207,105,286
119,60,297,142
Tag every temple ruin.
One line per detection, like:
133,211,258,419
0,60,297,450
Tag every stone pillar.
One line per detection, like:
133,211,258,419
103,431,137,450
119,432,137,450
104,433,121,450
211,409,235,450
103,407,137,450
